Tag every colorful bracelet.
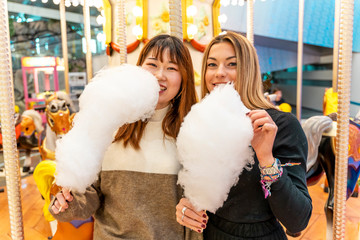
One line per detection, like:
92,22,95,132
259,158,301,198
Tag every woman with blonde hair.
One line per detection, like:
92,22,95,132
50,34,202,240
176,31,312,239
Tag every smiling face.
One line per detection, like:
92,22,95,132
141,49,182,110
205,41,237,93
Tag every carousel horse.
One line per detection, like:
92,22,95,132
33,160,94,239
302,112,360,237
18,109,44,172
0,112,22,150
40,91,75,161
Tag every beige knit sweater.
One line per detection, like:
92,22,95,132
50,107,202,240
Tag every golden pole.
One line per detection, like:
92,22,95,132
83,0,93,82
60,0,70,93
333,1,354,239
246,0,254,45
116,0,127,64
0,0,24,239
169,0,183,40
296,0,304,121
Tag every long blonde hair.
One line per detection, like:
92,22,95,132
113,34,197,149
201,31,274,110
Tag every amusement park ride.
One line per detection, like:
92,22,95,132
0,0,359,240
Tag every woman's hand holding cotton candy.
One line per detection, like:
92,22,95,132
247,110,278,167
176,198,208,233
51,187,73,214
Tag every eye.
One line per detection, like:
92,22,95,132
167,66,178,71
146,63,157,67
207,62,217,67
228,62,237,67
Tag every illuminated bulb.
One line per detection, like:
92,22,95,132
218,14,228,24
132,6,143,17
132,25,143,40
42,0,48,3
79,0,84,6
96,15,105,25
53,0,60,5
31,0,36,2
187,24,198,39
72,0,79,7
238,0,244,6
65,0,71,7
96,32,105,42
94,0,103,8
220,0,230,7
186,5,197,17
231,0,237,6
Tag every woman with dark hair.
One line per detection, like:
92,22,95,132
50,34,201,240
176,31,312,239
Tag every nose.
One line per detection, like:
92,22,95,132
154,68,166,81
215,64,226,78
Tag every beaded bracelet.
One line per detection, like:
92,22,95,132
259,158,301,198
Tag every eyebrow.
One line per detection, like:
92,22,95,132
147,57,178,64
208,56,236,61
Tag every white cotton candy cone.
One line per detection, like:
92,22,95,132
55,64,159,193
177,83,254,213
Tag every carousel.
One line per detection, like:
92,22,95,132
0,0,359,239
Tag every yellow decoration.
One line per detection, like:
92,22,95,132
102,0,112,45
212,0,221,36
33,160,57,222
323,88,338,116
152,18,164,32
203,15,209,26
161,10,170,22
279,103,292,113
194,70,201,86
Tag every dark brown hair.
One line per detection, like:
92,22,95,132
113,34,197,149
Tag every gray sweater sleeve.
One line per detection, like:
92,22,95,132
49,177,102,222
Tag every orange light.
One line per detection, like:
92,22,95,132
22,57,57,67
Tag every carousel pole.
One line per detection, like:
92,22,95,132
246,0,254,45
296,0,304,121
0,0,24,239
332,0,341,93
116,0,127,64
60,0,70,93
332,1,354,239
169,0,183,40
83,0,93,81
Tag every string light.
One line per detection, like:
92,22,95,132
187,5,197,17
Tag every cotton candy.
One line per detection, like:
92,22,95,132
55,64,159,193
177,83,254,213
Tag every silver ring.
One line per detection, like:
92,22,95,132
181,206,187,215
181,214,185,221
58,206,63,212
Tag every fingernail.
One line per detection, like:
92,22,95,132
203,219,207,224
201,224,206,228
198,229,202,233
203,214,207,218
